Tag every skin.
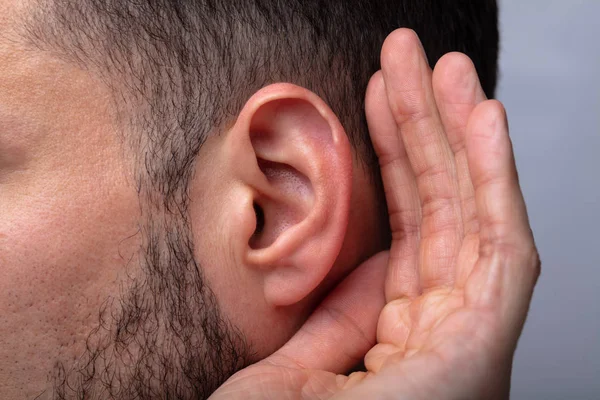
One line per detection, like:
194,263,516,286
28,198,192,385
0,1,538,399
0,1,385,398
0,16,143,398
210,29,540,400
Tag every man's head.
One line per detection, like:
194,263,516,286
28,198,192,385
0,0,498,398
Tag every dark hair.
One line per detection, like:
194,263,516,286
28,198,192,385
13,2,501,397
21,0,498,214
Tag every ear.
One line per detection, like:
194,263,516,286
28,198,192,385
224,83,353,307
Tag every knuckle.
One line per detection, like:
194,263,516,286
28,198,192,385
478,235,511,259
389,210,420,238
390,91,431,124
479,229,540,275
415,161,447,183
419,192,462,235
529,247,542,280
421,195,453,219
473,172,510,194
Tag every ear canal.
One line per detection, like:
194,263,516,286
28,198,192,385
252,201,265,235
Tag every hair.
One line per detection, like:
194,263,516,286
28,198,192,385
14,1,500,398
20,0,498,214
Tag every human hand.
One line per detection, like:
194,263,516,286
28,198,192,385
210,28,540,400
329,27,541,399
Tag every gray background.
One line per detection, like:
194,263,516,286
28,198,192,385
497,1,600,399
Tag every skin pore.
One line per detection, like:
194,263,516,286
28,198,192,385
0,2,385,398
0,16,142,397
1,1,538,399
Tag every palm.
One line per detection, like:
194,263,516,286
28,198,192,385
350,29,539,399
362,267,502,399
211,29,539,400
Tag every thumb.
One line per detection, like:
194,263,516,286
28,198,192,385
267,251,389,373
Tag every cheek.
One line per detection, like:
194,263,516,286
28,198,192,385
2,205,118,310
0,173,141,363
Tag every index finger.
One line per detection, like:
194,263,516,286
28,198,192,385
365,71,421,301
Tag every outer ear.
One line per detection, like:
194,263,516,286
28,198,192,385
225,83,353,307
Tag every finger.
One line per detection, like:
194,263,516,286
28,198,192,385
432,53,487,238
268,252,389,373
432,53,488,287
381,29,463,290
364,343,402,373
463,101,540,332
374,286,463,356
366,71,421,301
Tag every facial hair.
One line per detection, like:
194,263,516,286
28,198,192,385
49,214,252,399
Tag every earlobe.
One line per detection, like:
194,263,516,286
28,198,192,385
226,84,353,307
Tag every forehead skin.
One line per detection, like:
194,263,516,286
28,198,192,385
0,2,142,397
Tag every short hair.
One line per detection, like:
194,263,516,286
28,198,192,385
20,0,498,213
